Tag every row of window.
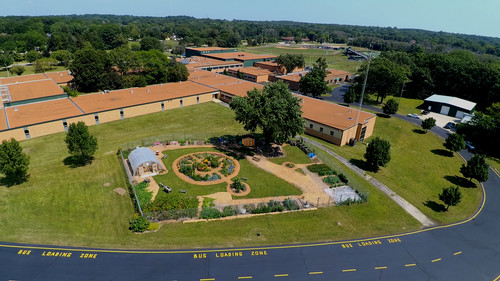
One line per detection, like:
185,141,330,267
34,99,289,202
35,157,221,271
309,123,335,137
23,97,204,139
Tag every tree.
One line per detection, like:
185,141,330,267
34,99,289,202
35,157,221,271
166,60,189,82
109,46,137,76
9,65,25,76
0,138,30,185
343,88,358,103
230,81,304,145
65,122,98,165
140,37,164,52
25,50,42,63
34,58,58,73
439,186,462,211
50,50,73,66
460,154,489,183
382,98,399,115
275,53,305,74
443,133,465,154
421,117,436,133
364,137,391,172
0,53,14,68
69,45,112,92
299,57,330,98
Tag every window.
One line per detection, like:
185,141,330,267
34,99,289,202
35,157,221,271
120,109,124,120
309,124,313,129
24,127,30,139
180,99,183,107
319,127,324,133
161,102,165,111
62,120,68,131
94,114,99,125
359,127,367,142
330,131,334,136
196,96,200,104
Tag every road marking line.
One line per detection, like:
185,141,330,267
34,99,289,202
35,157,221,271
274,274,288,277
405,263,416,267
238,277,252,279
493,274,500,281
454,251,462,255
342,269,357,272
375,266,387,270
308,271,323,275
200,279,215,281
432,258,442,263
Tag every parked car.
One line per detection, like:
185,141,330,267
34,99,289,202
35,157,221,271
421,110,430,115
444,122,456,129
407,113,420,119
465,141,475,151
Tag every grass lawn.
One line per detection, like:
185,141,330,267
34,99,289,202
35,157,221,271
304,115,483,224
370,95,424,116
269,145,312,165
0,101,422,249
0,64,68,77
240,45,362,73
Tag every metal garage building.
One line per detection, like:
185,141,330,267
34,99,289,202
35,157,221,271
423,95,476,118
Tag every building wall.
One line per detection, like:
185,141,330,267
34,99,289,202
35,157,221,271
0,128,27,141
97,110,122,124
125,103,161,118
28,121,65,138
304,119,343,146
66,115,97,127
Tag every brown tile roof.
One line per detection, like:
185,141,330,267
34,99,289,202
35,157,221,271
228,67,273,77
6,79,65,102
44,71,74,84
203,52,276,61
0,74,48,85
296,94,376,130
178,56,243,69
216,82,264,98
186,47,233,52
6,98,84,129
188,69,241,86
0,109,8,131
71,81,216,114
254,61,279,67
276,73,305,83
327,69,351,76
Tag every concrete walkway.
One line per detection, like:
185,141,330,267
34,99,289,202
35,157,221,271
302,138,436,227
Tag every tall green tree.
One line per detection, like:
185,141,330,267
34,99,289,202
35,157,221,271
0,138,30,185
140,37,164,52
443,133,465,154
25,50,42,63
9,65,25,76
382,98,399,115
439,186,462,211
0,53,14,68
109,46,137,76
421,117,436,133
69,45,112,92
65,122,98,165
364,137,391,172
460,154,489,183
275,53,305,74
230,81,304,145
50,50,73,66
299,57,330,98
166,60,189,82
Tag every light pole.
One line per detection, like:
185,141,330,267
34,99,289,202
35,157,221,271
354,51,372,132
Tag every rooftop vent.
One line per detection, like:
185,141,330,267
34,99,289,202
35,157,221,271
13,107,18,111
147,89,150,93
130,90,134,94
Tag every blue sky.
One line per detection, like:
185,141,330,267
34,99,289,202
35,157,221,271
2,0,499,38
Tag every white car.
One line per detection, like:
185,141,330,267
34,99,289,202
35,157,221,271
407,113,420,119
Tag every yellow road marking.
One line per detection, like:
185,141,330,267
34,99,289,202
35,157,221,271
274,274,288,277
493,274,500,281
432,258,442,263
405,263,416,267
342,269,357,272
309,271,323,275
454,251,462,255
238,277,253,279
375,266,387,270
200,279,215,281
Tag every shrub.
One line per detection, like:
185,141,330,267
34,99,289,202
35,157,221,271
268,200,285,212
231,178,245,192
202,197,215,208
222,206,238,217
323,175,340,185
144,194,198,212
133,181,153,207
307,164,332,175
130,216,150,232
179,140,186,146
285,163,295,168
147,222,160,231
283,198,299,210
200,207,222,219
252,203,271,214
338,173,348,183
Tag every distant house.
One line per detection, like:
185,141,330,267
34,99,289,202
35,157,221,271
423,95,476,118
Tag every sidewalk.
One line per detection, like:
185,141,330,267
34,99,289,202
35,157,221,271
302,138,436,227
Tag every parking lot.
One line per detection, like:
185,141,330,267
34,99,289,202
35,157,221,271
419,111,461,131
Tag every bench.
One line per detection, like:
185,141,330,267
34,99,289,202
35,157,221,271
179,189,187,193
159,182,172,193
242,177,248,181
252,156,260,162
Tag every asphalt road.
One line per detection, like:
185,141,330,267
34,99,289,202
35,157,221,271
1,89,499,280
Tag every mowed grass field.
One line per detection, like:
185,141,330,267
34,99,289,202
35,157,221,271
0,102,422,249
306,114,483,224
239,45,363,73
0,63,67,77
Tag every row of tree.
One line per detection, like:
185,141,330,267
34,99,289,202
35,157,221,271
348,50,500,110
1,15,500,56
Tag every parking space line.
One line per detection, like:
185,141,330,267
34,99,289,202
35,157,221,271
375,266,387,270
342,269,357,272
405,263,416,267
238,276,252,279
308,271,323,275
432,258,442,263
454,251,462,255
274,274,288,277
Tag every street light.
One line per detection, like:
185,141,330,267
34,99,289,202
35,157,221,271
354,51,372,135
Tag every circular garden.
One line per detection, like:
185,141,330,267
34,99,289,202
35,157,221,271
173,152,240,185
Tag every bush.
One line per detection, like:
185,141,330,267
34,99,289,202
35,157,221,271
268,200,285,212
200,207,222,219
202,197,215,208
222,206,238,217
231,178,245,192
144,194,198,212
130,216,150,232
285,163,295,168
307,164,333,176
338,173,348,183
147,222,159,231
323,175,340,185
283,198,299,210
